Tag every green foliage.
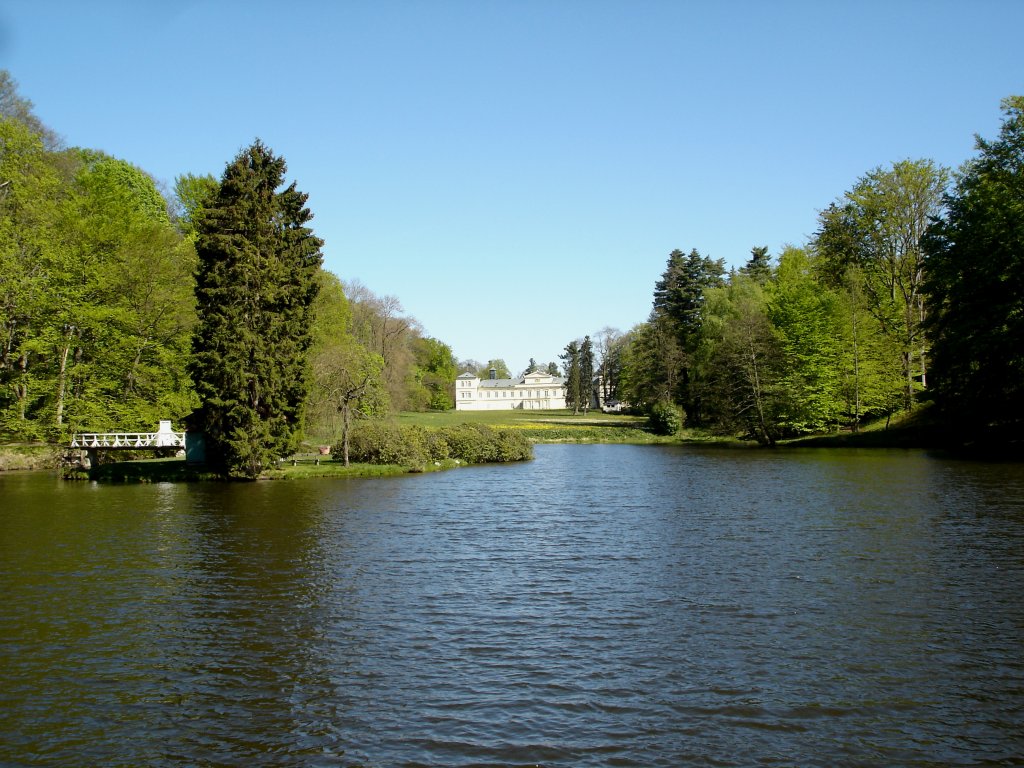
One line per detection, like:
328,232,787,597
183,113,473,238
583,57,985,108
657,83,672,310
190,140,323,478
648,247,725,417
0,116,63,433
814,158,948,409
341,420,423,465
832,265,906,427
560,339,582,413
75,152,170,223
695,275,784,444
477,359,511,379
1,74,466,451
925,95,1024,442
0,70,60,149
653,248,726,341
741,246,773,284
172,173,219,238
594,327,625,407
768,247,844,432
411,336,457,411
580,335,594,412
0,109,196,439
647,400,683,435
618,316,685,409
338,421,532,466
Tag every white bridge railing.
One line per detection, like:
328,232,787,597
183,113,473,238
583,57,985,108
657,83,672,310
71,420,185,450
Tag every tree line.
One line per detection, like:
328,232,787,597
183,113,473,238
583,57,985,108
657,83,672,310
564,96,1023,446
0,71,460,474
4,67,1020,468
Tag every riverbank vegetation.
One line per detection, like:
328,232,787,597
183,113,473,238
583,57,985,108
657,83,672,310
0,72,462,477
2,68,1021,473
567,97,1024,452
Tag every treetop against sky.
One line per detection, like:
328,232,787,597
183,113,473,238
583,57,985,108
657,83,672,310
1,1,1021,368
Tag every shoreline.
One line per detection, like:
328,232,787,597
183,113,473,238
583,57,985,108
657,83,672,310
3,410,1018,480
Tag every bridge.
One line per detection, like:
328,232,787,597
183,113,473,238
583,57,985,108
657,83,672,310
70,420,185,466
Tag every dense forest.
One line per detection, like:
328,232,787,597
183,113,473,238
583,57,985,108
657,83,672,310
570,96,1023,447
0,72,459,460
2,69,1021,465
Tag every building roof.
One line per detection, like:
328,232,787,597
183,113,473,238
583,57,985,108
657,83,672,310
456,370,565,387
479,376,565,388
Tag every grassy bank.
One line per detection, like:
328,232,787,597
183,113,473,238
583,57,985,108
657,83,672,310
395,409,676,444
65,454,473,482
782,405,948,450
0,444,60,471
22,406,973,484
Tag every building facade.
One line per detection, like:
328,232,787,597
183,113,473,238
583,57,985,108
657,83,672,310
455,369,567,411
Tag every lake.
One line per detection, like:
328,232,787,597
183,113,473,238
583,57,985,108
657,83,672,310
1,444,1023,766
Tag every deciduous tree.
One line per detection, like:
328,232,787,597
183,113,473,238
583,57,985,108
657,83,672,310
815,159,948,409
696,276,784,445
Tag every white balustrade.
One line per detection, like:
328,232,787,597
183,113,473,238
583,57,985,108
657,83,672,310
71,423,186,450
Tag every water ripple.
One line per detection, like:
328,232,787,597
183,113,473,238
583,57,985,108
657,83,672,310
1,446,1024,766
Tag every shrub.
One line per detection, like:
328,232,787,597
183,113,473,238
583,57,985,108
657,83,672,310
648,401,683,436
436,424,490,463
336,421,532,466
341,421,427,466
487,428,533,462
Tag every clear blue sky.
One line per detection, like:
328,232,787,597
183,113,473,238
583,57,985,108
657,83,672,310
2,1,1021,373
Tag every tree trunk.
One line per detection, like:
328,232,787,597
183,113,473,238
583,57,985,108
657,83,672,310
54,331,73,427
902,349,914,411
850,306,861,433
15,352,29,421
341,402,351,467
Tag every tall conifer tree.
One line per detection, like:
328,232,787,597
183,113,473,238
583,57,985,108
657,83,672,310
190,141,322,478
925,96,1024,442
579,335,594,412
561,339,582,414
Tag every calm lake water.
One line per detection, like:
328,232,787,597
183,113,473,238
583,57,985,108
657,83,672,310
1,444,1023,767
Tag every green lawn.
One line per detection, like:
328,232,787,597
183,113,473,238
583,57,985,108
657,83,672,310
394,409,672,444
395,409,646,428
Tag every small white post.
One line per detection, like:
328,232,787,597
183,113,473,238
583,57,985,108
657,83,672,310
156,420,175,447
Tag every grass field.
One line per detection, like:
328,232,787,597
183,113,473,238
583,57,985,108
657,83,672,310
395,408,644,428
393,409,669,444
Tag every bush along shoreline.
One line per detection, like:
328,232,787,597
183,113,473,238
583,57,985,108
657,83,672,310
23,406,1005,484
54,421,533,482
338,422,533,468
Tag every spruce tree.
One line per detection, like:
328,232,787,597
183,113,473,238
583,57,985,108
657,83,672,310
925,96,1024,442
561,340,582,414
579,336,594,412
651,248,725,420
189,141,323,478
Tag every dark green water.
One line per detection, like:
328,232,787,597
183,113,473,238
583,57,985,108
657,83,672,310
1,444,1023,766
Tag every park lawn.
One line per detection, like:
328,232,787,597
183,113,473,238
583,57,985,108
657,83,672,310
395,409,669,444
396,409,646,428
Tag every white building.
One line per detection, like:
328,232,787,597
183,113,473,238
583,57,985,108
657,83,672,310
455,369,567,411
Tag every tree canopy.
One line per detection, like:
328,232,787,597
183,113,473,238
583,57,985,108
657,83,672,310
189,140,323,478
924,96,1024,442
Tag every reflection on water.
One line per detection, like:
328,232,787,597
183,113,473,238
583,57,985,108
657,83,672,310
1,446,1023,766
